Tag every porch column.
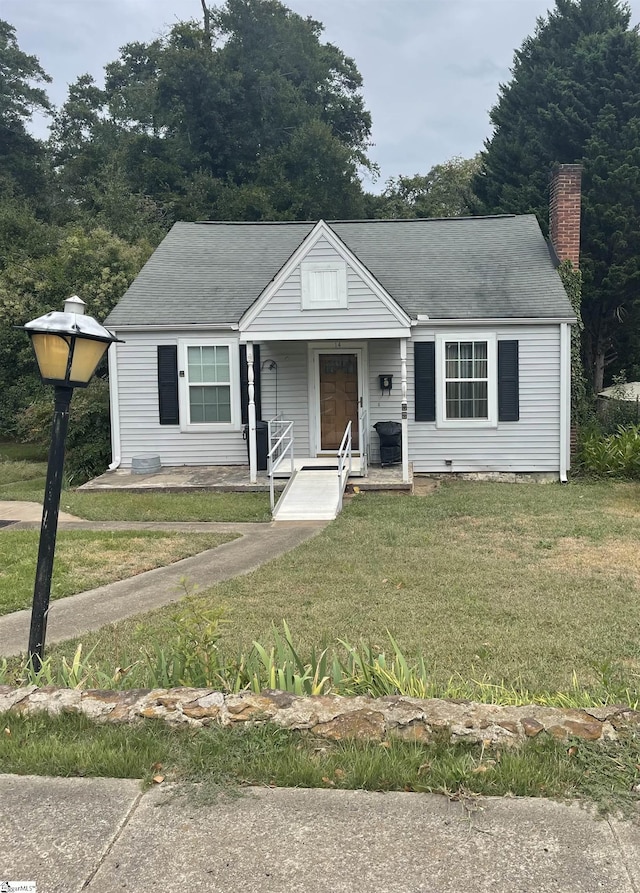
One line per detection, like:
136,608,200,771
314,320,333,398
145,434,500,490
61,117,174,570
247,341,257,484
400,338,409,483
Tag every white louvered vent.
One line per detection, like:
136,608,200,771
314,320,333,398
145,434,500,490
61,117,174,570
301,261,347,310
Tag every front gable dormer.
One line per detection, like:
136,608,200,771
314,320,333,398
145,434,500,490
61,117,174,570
240,221,411,341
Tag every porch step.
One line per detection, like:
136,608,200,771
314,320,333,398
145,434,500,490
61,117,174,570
273,456,362,478
272,468,347,521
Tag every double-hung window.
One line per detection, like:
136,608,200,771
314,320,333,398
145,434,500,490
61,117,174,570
435,333,497,427
178,339,239,430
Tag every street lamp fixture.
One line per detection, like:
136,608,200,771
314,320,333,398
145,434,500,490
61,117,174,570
18,296,122,666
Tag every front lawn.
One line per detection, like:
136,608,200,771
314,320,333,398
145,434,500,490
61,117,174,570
0,458,272,521
31,480,640,704
0,529,237,615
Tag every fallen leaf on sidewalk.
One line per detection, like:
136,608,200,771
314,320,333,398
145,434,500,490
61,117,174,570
153,775,165,784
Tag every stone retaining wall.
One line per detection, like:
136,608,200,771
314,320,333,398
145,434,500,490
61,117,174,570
1,686,639,746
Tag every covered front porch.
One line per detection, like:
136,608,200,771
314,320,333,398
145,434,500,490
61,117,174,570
236,218,414,514
242,336,412,491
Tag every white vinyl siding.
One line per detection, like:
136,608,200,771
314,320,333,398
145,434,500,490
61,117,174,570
409,325,561,473
259,341,311,455
112,325,563,475
367,340,404,464
244,238,405,335
114,331,247,468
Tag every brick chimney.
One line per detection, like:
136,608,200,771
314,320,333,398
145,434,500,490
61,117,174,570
549,163,582,268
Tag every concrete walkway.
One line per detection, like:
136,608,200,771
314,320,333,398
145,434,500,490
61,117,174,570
0,500,326,658
1,776,639,892
0,500,83,523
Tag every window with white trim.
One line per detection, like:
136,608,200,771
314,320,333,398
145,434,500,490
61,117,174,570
436,334,497,427
445,340,488,419
179,339,239,430
301,261,348,309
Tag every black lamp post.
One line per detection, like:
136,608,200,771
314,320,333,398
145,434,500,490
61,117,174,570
18,295,122,667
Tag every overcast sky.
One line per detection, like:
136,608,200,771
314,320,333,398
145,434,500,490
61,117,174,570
5,0,640,191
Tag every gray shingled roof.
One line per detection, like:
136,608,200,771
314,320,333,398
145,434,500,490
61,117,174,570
105,215,574,327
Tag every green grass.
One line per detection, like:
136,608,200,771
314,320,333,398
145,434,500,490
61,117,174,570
0,442,47,462
58,490,272,522
28,480,640,704
0,460,48,485
0,458,272,521
1,713,638,815
0,530,237,615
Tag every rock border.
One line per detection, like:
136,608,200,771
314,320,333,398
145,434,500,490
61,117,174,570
1,686,639,746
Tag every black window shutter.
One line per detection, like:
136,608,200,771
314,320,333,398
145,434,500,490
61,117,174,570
240,344,261,424
157,345,179,425
414,342,436,421
498,340,519,422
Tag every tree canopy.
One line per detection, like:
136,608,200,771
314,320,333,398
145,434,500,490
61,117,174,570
0,0,376,440
0,19,52,204
369,156,480,219
471,0,640,391
6,0,640,450
50,0,372,227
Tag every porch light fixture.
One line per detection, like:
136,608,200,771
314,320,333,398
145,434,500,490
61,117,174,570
17,296,122,666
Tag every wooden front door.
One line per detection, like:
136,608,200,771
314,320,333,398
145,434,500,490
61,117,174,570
319,353,360,450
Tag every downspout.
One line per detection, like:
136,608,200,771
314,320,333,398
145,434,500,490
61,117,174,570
108,341,121,470
400,337,410,484
559,323,569,483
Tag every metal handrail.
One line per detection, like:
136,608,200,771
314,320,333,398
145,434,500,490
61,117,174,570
267,414,286,461
267,419,294,511
336,420,352,512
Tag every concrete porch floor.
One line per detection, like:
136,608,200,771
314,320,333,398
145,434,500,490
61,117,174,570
79,463,412,493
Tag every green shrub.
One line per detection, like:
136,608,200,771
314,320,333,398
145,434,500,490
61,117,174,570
578,424,640,477
17,377,111,484
140,600,229,690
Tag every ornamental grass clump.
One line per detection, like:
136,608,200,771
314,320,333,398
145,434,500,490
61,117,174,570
2,615,637,710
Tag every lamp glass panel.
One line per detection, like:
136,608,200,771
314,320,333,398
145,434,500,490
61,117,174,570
69,337,109,384
31,333,71,381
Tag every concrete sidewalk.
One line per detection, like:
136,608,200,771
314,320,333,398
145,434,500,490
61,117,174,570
0,500,83,523
1,775,639,892
0,512,326,657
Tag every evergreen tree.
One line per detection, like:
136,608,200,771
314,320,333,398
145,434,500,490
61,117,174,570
472,0,640,391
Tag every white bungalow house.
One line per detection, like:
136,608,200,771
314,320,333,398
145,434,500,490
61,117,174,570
104,168,580,515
